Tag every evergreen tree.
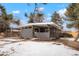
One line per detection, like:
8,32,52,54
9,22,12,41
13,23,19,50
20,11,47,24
0,4,20,32
25,3,46,23
51,11,63,27
65,3,79,41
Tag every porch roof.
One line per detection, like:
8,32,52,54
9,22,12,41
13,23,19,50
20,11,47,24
19,22,62,30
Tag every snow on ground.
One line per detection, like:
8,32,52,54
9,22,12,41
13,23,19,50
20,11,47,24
61,38,74,41
0,38,79,56
61,38,79,41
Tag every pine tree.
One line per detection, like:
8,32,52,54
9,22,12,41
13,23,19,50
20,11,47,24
65,3,79,41
25,3,46,23
51,11,63,27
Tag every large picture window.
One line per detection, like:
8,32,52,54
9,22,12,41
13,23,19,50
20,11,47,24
34,27,48,32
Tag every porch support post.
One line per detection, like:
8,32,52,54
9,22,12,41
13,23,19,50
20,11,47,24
32,25,34,38
48,25,50,39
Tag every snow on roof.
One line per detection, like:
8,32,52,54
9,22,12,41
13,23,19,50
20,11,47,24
19,22,61,30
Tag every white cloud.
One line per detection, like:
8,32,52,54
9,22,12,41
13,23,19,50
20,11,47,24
58,8,66,17
12,10,20,14
37,7,44,12
47,17,51,20
43,17,51,22
47,13,51,17
20,19,27,25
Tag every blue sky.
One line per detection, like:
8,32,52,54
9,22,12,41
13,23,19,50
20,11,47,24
1,3,73,31
1,3,69,22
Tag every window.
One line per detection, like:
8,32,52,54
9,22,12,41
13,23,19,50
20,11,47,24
34,28,39,32
40,27,45,32
34,27,48,32
40,27,48,32
22,26,32,29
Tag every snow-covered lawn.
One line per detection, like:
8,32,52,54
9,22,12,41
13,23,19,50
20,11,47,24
0,38,79,56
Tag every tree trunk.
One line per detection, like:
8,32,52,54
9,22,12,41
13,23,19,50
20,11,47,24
74,31,79,41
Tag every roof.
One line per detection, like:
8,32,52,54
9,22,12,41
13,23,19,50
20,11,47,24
19,22,61,30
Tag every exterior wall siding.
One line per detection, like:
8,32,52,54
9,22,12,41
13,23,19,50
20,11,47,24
34,32,50,40
20,28,33,39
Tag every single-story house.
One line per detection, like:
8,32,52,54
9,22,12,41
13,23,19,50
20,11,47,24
19,22,62,40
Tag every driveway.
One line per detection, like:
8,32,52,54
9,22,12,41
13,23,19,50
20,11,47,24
0,38,79,56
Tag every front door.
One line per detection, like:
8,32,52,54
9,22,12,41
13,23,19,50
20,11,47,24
50,27,56,38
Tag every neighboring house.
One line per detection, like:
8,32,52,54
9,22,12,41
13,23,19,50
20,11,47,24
19,22,62,40
5,28,21,37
